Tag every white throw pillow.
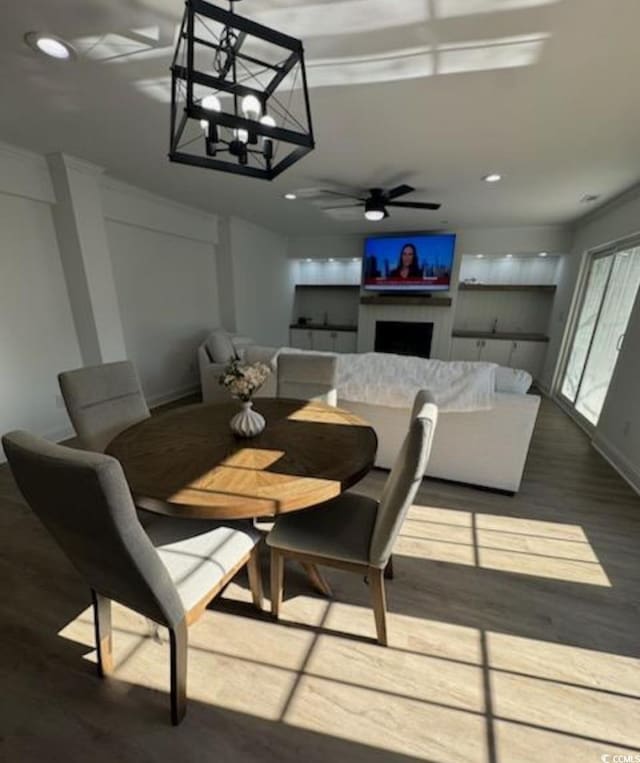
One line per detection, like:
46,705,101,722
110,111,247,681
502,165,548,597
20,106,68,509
206,330,236,363
231,335,254,361
495,366,532,394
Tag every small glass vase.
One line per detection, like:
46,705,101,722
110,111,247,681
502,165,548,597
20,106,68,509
229,400,265,438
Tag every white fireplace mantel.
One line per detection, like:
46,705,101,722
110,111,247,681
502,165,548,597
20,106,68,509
357,301,454,360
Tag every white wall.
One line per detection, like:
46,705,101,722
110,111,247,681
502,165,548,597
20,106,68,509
0,145,82,453
228,217,294,346
0,142,223,460
566,188,640,492
102,179,220,405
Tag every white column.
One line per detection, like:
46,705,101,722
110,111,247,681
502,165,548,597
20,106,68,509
47,153,127,365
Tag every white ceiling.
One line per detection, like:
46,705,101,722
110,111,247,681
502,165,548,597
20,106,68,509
2,0,640,234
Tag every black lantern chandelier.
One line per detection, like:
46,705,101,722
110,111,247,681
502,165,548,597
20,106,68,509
169,0,315,180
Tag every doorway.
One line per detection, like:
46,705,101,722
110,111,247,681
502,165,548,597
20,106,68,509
560,243,640,427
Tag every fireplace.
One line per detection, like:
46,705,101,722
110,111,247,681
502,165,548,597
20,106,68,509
374,321,433,358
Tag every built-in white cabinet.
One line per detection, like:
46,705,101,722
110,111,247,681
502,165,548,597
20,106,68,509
290,328,313,350
450,337,483,362
509,340,547,378
334,330,358,354
289,328,357,353
450,338,512,366
450,336,547,378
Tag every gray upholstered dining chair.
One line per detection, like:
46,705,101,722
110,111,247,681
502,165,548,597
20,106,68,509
2,431,263,725
266,390,438,646
277,353,338,406
58,361,150,453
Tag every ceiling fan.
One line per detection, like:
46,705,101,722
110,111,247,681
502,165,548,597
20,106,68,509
319,184,441,221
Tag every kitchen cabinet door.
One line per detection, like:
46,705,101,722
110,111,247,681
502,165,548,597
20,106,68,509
510,341,547,379
481,338,513,366
334,331,357,353
290,328,313,350
311,330,334,352
450,337,482,361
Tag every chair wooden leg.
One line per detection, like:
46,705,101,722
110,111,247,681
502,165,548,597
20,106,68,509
368,567,388,646
91,590,113,677
301,562,333,597
384,555,394,580
270,548,284,619
247,545,264,610
169,618,188,726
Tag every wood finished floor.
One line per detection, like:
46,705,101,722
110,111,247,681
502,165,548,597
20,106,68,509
1,398,639,762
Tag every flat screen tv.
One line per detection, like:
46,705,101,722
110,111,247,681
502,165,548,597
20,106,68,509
362,233,456,291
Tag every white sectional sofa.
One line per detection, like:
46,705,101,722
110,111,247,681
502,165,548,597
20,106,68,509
198,330,541,493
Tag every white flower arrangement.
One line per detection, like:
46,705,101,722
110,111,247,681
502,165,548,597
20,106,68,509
219,357,271,402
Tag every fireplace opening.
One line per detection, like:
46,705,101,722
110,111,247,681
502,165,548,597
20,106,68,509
374,321,433,359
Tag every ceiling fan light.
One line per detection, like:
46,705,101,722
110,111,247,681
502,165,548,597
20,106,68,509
364,197,386,221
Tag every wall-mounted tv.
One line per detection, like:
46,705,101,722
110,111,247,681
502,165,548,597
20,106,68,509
362,233,456,291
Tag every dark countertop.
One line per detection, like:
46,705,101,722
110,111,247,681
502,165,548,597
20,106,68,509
290,323,358,333
452,330,549,342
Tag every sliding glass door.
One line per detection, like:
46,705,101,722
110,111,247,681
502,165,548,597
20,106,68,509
560,244,640,427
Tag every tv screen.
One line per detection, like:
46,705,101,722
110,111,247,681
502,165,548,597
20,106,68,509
362,233,456,291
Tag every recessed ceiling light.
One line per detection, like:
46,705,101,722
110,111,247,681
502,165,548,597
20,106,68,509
476,254,484,259
482,173,502,183
328,258,335,262
305,258,312,263
539,252,548,257
25,32,75,60
505,254,513,259
352,258,359,262
284,193,297,200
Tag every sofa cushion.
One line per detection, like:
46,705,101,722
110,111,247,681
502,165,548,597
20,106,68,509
206,330,236,364
495,366,532,394
245,344,280,370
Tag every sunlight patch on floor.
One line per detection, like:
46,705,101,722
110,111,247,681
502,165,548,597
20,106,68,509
404,504,610,586
283,674,490,763
487,632,640,698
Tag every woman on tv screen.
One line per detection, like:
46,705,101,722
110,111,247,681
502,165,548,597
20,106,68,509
389,243,422,279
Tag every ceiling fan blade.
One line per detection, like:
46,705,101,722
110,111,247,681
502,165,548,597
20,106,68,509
322,203,364,210
386,201,442,210
386,184,415,200
319,189,366,200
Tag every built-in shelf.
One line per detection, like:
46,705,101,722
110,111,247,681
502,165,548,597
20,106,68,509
452,330,549,343
290,323,357,332
360,295,452,307
294,284,360,289
459,283,557,292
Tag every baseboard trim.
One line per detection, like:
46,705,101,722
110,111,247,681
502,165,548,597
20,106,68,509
148,385,200,409
43,424,75,443
592,434,640,497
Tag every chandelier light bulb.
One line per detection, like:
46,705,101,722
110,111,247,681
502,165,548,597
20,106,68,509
234,128,249,144
202,94,221,111
200,119,209,132
242,94,262,119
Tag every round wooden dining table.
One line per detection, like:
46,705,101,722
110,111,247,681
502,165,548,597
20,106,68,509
106,398,378,520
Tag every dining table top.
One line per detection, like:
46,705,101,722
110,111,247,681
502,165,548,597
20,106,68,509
106,398,378,520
